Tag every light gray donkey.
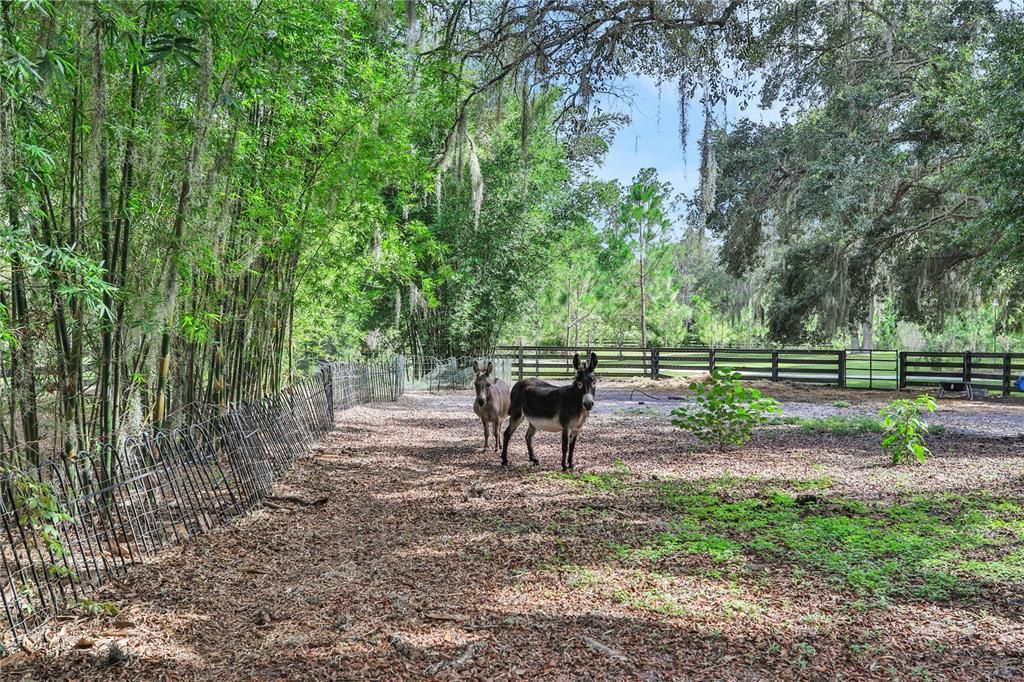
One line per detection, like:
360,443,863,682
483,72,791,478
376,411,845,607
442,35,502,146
472,360,511,452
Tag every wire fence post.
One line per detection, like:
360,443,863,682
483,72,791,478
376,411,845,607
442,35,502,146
1003,353,1011,397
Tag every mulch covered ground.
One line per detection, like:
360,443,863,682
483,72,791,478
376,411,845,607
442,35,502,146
6,388,1024,680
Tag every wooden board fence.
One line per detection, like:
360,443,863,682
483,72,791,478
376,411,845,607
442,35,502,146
495,346,1024,395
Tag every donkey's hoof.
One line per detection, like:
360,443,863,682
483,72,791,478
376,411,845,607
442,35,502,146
530,460,540,467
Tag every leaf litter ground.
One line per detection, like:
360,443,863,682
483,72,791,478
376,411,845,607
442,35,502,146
8,385,1024,680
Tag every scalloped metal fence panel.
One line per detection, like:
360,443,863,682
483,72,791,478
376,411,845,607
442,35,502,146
0,358,404,654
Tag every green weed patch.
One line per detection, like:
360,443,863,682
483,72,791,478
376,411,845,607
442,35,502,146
773,415,945,436
553,459,631,492
623,482,1024,600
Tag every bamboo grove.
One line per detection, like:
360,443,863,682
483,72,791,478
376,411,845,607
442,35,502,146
0,1,444,464
0,0,613,466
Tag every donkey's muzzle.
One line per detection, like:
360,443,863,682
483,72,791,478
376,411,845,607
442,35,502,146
476,398,485,407
583,398,594,411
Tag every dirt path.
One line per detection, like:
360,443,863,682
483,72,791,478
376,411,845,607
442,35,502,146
8,392,1024,680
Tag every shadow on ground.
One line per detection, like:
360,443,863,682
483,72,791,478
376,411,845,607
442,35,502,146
9,391,1024,680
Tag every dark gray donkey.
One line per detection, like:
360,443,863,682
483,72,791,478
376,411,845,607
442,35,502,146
473,361,511,452
501,352,598,471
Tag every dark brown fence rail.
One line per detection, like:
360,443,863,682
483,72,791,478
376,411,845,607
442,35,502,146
1,358,405,654
900,352,1024,396
495,346,1024,395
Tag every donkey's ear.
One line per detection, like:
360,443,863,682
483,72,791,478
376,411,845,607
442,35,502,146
473,360,480,373
589,352,598,370
485,361,493,376
573,352,581,370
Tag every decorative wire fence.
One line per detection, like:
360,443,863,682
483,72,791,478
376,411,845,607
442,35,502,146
339,355,406,402
0,358,404,654
405,356,514,392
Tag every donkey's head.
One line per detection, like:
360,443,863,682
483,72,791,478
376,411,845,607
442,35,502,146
572,352,599,411
473,360,495,407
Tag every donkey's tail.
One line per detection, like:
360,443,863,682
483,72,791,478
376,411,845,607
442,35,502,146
506,380,526,420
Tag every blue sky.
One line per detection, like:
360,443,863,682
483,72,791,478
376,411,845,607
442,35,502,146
593,75,785,202
595,0,1021,198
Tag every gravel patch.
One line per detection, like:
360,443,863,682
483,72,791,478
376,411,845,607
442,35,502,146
591,382,1024,439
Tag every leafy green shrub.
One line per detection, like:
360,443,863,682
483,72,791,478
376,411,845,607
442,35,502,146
671,369,781,448
880,394,937,464
6,472,75,577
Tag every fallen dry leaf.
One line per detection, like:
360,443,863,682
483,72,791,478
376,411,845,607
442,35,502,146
5,387,1024,680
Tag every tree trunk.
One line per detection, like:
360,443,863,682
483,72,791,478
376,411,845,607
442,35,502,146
93,4,115,471
861,300,875,350
155,331,171,429
111,54,141,440
40,187,79,461
154,30,216,422
1,3,40,463
639,256,648,349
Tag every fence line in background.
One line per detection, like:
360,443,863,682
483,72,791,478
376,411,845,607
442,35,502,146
0,358,405,653
405,356,514,392
491,346,1024,396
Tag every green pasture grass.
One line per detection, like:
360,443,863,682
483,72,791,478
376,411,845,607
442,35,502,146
846,379,899,389
773,415,884,434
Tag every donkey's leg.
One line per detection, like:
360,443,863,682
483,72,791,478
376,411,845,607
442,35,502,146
525,424,540,465
481,418,490,451
501,414,524,467
560,429,571,471
568,432,579,470
492,420,501,452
